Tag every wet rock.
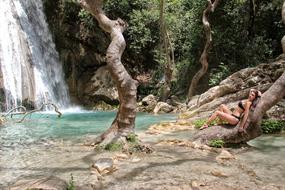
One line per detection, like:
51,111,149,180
266,99,285,120
85,66,119,105
113,153,129,161
92,158,116,175
211,170,228,177
216,149,235,164
130,157,141,163
183,59,285,120
10,176,67,190
138,94,158,112
147,122,193,135
77,183,103,190
92,101,114,111
261,184,283,190
153,101,175,114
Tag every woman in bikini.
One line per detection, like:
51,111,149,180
200,89,262,130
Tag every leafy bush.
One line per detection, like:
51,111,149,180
78,9,96,30
126,133,137,143
193,118,225,129
104,143,123,151
208,139,224,148
209,62,230,86
67,173,75,190
193,119,207,129
261,119,285,134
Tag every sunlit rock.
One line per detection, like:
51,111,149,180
10,176,67,190
92,158,116,175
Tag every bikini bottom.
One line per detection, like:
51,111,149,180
231,114,240,120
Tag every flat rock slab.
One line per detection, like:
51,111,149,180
8,176,67,190
92,158,115,174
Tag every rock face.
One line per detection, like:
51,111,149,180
183,57,285,120
153,102,175,114
84,66,119,106
137,94,158,112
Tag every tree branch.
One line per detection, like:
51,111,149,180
187,0,220,100
17,103,62,123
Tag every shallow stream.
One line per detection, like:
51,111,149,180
0,111,284,189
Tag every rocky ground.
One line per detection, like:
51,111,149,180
4,126,285,190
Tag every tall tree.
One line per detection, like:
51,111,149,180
187,0,220,101
79,0,138,145
194,0,285,143
248,0,256,38
281,0,285,53
159,0,174,102
194,69,285,144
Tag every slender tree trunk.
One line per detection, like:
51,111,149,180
281,1,285,53
248,0,256,39
159,0,174,102
194,0,285,144
194,71,285,144
187,0,220,101
79,0,138,145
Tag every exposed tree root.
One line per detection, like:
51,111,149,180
4,106,27,118
17,103,62,123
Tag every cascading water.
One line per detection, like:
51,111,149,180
0,0,70,111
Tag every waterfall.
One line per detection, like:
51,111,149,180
0,0,70,111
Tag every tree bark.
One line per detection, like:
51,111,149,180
187,0,220,101
248,0,256,39
281,1,285,53
159,0,174,102
79,0,138,145
194,71,285,144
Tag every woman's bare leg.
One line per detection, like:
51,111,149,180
207,111,238,125
218,104,232,114
201,110,238,130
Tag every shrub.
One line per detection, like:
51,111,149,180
193,119,207,129
261,119,285,134
104,143,123,151
67,173,75,190
193,118,224,129
126,133,137,143
208,139,224,148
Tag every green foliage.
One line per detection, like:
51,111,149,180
208,139,225,148
44,0,285,100
193,118,226,129
261,119,285,134
128,9,159,54
193,119,207,129
104,143,123,151
78,9,96,30
209,63,230,86
67,173,75,190
126,133,137,143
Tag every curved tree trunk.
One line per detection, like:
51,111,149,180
194,70,285,144
159,0,174,102
79,0,138,145
187,0,220,101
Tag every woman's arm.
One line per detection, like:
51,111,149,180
239,101,252,129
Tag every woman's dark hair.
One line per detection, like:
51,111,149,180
250,89,261,110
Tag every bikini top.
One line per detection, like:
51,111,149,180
238,101,245,110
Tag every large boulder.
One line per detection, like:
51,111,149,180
153,102,175,114
183,57,285,120
137,94,158,112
